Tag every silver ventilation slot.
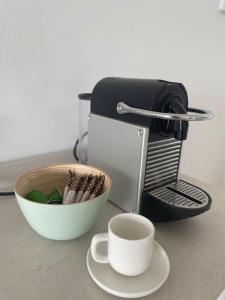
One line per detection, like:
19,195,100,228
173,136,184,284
144,138,182,191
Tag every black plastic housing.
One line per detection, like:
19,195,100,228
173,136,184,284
91,77,189,140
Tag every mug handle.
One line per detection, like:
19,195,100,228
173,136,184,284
91,233,109,263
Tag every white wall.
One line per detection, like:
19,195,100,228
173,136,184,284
0,0,225,187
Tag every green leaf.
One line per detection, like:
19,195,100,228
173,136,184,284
26,190,48,203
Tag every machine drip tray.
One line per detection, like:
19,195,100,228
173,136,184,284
149,180,209,209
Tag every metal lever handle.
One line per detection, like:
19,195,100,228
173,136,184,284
117,102,214,121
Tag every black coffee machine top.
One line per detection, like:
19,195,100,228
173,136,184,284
79,77,214,222
91,78,189,141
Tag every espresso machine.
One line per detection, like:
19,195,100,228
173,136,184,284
78,77,214,222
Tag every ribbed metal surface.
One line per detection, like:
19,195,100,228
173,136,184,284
148,180,209,208
144,138,182,191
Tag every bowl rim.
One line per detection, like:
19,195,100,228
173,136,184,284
14,163,112,207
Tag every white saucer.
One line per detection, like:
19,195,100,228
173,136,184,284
86,241,170,298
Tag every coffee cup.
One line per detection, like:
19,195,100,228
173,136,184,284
91,213,155,276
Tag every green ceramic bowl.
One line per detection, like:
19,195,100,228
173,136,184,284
14,164,111,240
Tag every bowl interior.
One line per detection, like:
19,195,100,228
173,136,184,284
15,164,111,199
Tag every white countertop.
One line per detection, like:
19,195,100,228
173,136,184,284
0,150,224,300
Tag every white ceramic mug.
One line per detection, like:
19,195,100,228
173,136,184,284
91,213,155,276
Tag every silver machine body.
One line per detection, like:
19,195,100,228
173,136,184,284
88,113,149,213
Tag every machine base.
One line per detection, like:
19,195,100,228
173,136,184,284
140,180,212,222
